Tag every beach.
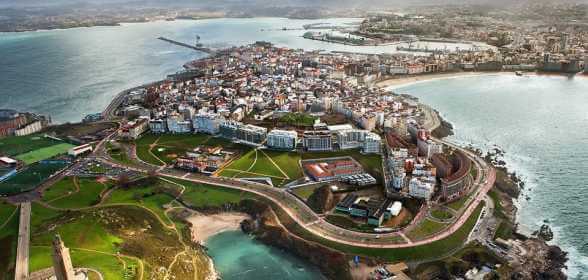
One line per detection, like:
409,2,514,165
186,212,250,243
375,72,507,89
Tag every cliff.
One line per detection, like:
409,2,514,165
239,199,352,280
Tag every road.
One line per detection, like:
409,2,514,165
14,202,31,280
92,129,496,248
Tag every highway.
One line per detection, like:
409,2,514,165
14,202,31,280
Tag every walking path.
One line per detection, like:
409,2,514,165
14,202,31,280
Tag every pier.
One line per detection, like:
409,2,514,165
157,37,216,55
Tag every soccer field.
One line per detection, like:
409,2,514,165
15,143,74,164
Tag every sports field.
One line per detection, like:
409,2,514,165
0,162,68,195
0,134,60,157
15,143,74,165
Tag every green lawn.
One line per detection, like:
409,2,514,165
49,178,107,209
276,201,485,262
431,209,454,220
15,143,75,164
30,247,138,280
0,134,61,157
42,177,78,202
446,193,471,211
291,184,321,200
407,218,449,240
0,162,68,195
103,183,176,227
166,177,251,208
0,205,19,279
0,202,17,227
135,133,212,166
219,149,301,187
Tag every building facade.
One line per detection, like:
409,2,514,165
267,129,298,150
303,131,333,151
52,235,75,280
193,113,222,134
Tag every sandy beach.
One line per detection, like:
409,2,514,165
186,212,250,243
375,71,512,90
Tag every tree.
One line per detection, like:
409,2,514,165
117,173,131,189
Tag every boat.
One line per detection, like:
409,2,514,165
515,71,523,76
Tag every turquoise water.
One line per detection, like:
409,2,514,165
397,74,588,279
0,18,487,123
206,230,324,280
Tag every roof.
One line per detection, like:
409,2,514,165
337,193,358,209
327,124,353,131
0,157,17,164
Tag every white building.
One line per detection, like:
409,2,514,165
417,139,443,159
362,132,381,154
409,177,435,200
120,117,149,140
149,119,167,134
193,113,222,134
267,129,298,150
14,121,43,136
167,115,192,134
303,131,332,152
68,144,93,157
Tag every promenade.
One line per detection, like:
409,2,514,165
14,202,31,280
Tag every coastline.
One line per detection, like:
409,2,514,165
186,211,250,243
377,71,588,90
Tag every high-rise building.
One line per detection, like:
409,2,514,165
193,112,222,134
52,235,75,280
267,129,298,150
362,133,381,154
303,131,332,151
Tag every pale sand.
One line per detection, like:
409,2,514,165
186,212,250,243
375,71,513,90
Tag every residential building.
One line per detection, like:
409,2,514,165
267,129,298,150
409,177,435,200
120,117,149,140
303,131,332,152
167,115,192,134
193,112,222,134
149,119,167,134
219,121,267,145
362,133,381,154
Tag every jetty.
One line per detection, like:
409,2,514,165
157,37,216,55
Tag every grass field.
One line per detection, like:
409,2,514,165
41,177,78,202
103,181,178,227
407,218,449,240
0,134,61,157
165,177,252,208
15,143,75,165
28,206,182,279
218,149,302,187
273,200,485,262
290,184,322,200
0,162,68,195
431,208,454,220
48,178,107,209
0,203,19,279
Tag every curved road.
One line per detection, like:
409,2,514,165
92,128,495,249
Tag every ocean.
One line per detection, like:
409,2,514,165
397,74,588,279
206,230,324,280
0,17,487,123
